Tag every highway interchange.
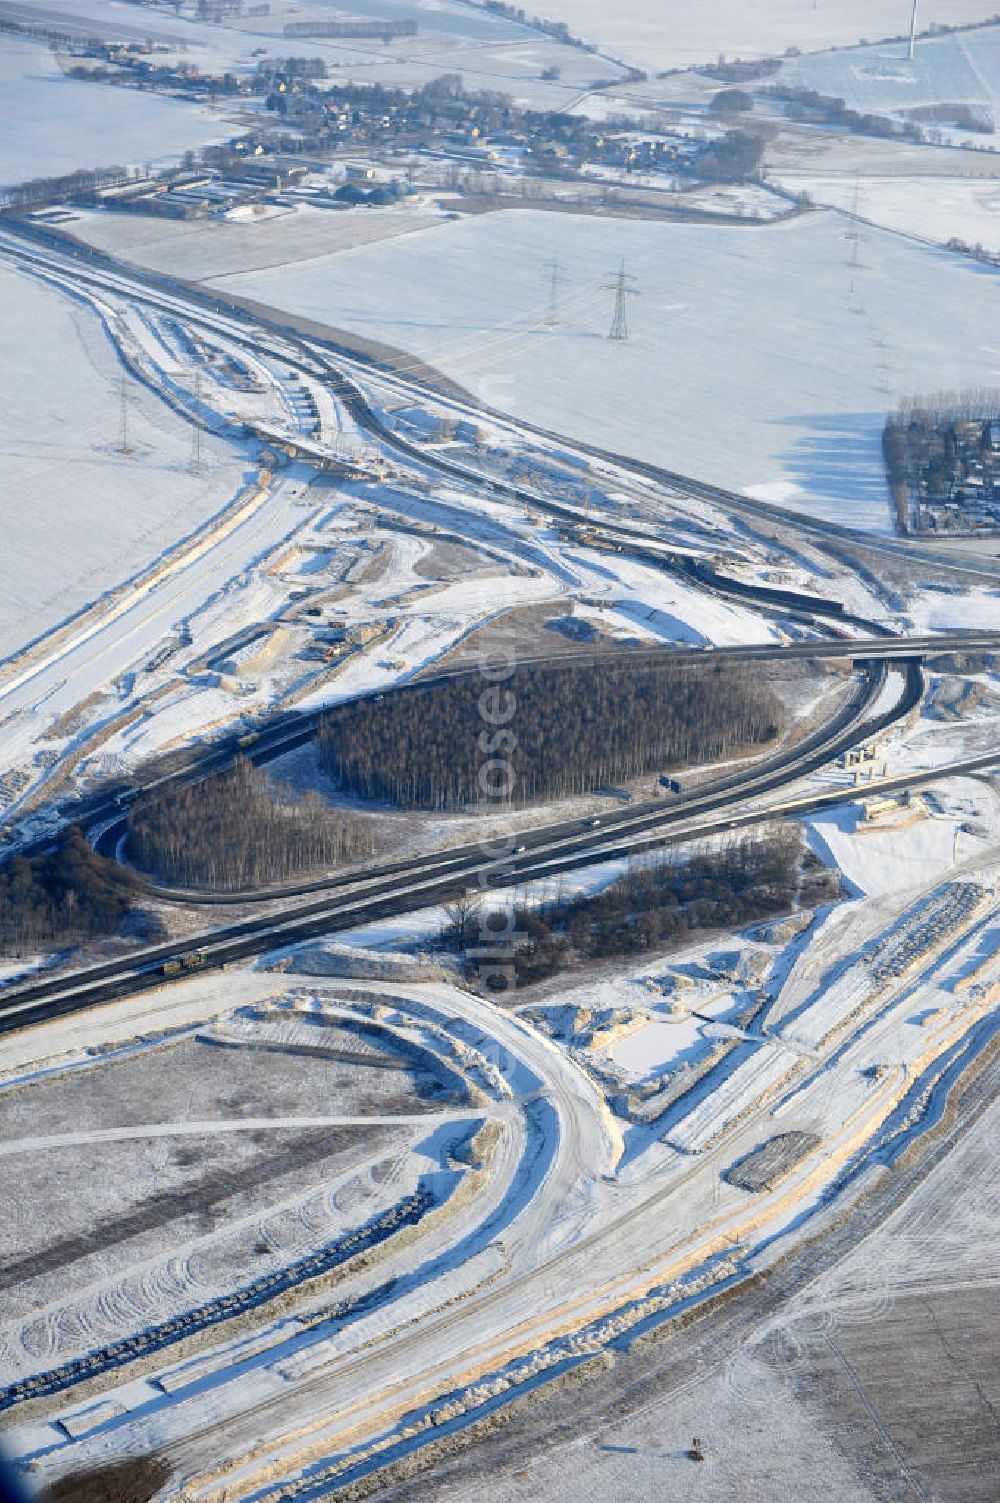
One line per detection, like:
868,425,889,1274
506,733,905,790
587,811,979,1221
1,221,999,1500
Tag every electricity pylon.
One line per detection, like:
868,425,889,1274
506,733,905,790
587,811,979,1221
189,365,204,475
543,256,567,327
116,373,134,455
171,364,207,474
603,260,638,342
845,178,864,269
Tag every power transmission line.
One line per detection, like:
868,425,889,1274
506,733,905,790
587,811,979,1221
602,260,639,342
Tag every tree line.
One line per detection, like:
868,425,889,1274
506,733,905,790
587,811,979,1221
764,84,924,143
317,660,782,811
127,757,377,891
0,827,140,957
883,391,1000,531
2,162,134,209
443,830,827,987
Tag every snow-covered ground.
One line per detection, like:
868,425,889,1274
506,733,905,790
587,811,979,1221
806,767,1000,897
0,38,238,189
8,0,524,59
909,583,1000,630
66,202,445,282
779,23,1000,131
775,172,1000,254
0,1007,456,1387
0,262,244,662
809,802,966,897
487,0,1000,74
0,220,808,822
768,127,1000,180
5,0,617,110
5,793,999,1491
671,183,792,220
216,206,1000,531
765,113,1000,254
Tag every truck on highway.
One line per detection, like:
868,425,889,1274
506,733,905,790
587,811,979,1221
162,948,209,977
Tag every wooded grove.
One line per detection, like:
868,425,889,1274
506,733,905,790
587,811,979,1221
0,827,140,956
127,757,377,891
442,830,833,986
317,660,782,810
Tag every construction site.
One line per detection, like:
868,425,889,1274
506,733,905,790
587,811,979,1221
2,0,1000,1500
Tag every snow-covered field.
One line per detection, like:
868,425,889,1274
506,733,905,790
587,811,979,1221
487,0,1000,73
909,583,1000,630
765,118,1000,251
0,987,485,1398
5,0,615,108
216,206,1000,531
66,202,444,281
779,23,1000,130
5,0,554,69
776,172,1000,252
0,263,243,661
0,38,237,189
